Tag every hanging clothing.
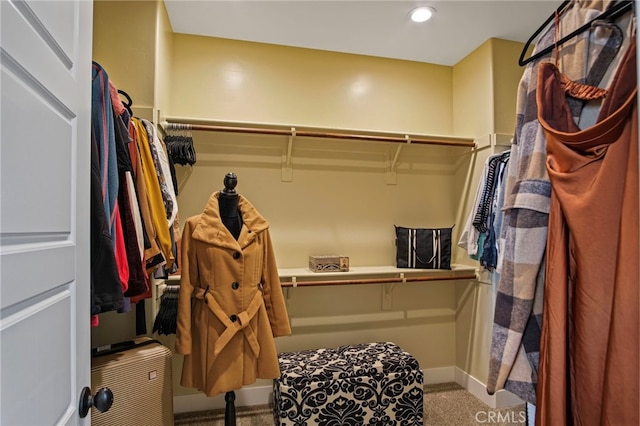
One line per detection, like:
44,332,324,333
91,61,129,301
473,152,509,235
489,151,509,277
90,126,125,316
458,151,509,267
91,61,119,238
142,118,180,278
458,162,487,259
132,117,175,271
113,113,148,298
141,119,178,227
89,62,182,324
487,1,626,403
478,152,510,271
536,39,638,425
128,120,165,271
176,192,291,397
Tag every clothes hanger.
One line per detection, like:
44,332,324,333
518,0,633,66
117,89,133,116
165,124,197,166
518,0,571,66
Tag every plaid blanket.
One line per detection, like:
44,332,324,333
487,0,626,404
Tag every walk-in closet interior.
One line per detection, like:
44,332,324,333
86,0,638,424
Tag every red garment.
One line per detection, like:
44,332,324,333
113,203,129,293
536,41,638,425
108,80,126,117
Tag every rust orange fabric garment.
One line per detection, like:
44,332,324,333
536,41,638,425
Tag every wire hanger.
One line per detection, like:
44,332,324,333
519,1,571,66
518,0,633,66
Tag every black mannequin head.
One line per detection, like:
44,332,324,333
221,172,238,198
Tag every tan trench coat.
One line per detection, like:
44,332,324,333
175,192,291,397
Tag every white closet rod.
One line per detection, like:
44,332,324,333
161,117,475,148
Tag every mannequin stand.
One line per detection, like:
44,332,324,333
220,172,240,426
224,391,236,425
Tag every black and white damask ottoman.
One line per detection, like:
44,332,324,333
273,342,424,425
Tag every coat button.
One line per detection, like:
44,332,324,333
231,281,239,290
233,252,241,259
230,314,238,322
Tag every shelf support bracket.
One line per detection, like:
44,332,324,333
386,135,410,185
382,274,402,310
381,283,395,310
282,127,296,182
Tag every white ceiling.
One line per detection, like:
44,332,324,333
163,1,560,66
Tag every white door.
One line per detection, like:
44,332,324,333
1,1,93,424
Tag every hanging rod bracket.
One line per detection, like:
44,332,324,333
386,135,411,185
282,127,296,182
381,281,396,310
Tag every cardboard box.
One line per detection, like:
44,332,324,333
309,255,350,272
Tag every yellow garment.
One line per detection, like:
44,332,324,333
131,118,174,271
129,121,162,266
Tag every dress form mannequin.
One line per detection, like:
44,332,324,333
219,172,240,426
176,171,291,418
219,172,242,240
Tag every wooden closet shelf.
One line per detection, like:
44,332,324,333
161,117,475,148
162,266,478,288
278,265,477,287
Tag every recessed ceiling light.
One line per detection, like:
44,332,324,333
410,6,436,23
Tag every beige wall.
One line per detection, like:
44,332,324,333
491,38,525,136
92,1,157,120
452,39,494,138
168,34,454,135
450,39,524,384
92,0,526,401
154,0,173,124
451,37,522,138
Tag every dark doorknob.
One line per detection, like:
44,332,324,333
78,386,113,418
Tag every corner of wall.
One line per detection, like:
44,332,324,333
451,38,526,389
154,0,174,124
452,39,494,138
454,367,524,409
490,38,526,136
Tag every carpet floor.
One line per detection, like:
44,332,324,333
174,382,527,425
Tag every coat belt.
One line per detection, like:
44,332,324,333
193,287,262,358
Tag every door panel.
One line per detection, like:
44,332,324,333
21,0,77,61
0,0,93,425
1,65,73,233
1,244,74,310
2,293,73,425
1,1,76,108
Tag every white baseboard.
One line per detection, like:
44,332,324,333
173,366,523,414
173,385,273,414
454,367,524,409
423,366,456,384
